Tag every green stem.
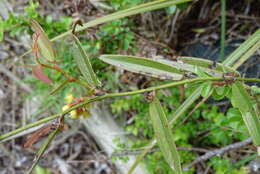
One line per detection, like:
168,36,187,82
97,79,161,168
20,0,192,58
0,77,259,142
220,0,226,61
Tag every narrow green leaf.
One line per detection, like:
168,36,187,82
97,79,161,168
251,86,260,95
169,86,203,125
34,165,51,174
201,82,212,97
99,55,184,80
232,40,260,69
0,17,4,42
231,82,252,112
26,126,61,174
223,29,260,67
49,80,69,95
180,57,237,73
231,82,260,146
194,66,211,78
31,20,56,62
129,86,202,174
71,35,101,87
127,140,157,174
53,0,192,41
154,57,238,77
149,98,182,173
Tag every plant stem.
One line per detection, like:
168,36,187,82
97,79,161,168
220,0,226,61
20,0,192,59
0,77,259,142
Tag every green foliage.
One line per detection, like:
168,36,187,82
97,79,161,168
212,85,231,100
34,165,51,174
99,19,136,52
149,97,182,173
111,86,250,173
109,0,144,10
2,0,259,173
1,1,72,39
209,157,249,174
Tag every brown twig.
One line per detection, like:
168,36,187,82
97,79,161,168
112,147,209,157
183,138,252,171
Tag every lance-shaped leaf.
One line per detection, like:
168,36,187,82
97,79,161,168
129,86,202,174
52,0,192,41
223,29,260,67
72,35,101,87
201,82,213,97
0,17,3,42
155,57,238,77
232,40,260,69
99,55,184,80
32,65,52,84
149,98,182,173
26,126,61,174
231,81,260,146
31,20,56,62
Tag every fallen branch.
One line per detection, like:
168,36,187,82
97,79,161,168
112,147,209,156
183,138,252,171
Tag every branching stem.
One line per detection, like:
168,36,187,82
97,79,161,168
0,76,259,142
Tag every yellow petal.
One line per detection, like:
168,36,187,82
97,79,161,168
70,110,79,119
65,94,74,103
62,104,70,111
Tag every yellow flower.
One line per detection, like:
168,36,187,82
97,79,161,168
65,94,74,103
62,104,70,111
62,95,92,119
70,110,79,119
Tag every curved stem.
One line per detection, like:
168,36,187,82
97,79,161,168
20,0,192,58
0,77,259,142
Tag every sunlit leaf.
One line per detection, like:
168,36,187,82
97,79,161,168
149,97,182,173
31,20,56,62
32,65,52,84
99,55,184,80
231,82,260,146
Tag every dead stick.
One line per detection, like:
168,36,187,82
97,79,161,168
112,147,209,157
183,138,252,171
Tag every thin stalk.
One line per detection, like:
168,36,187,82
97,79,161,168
0,77,259,142
26,126,61,174
20,0,192,58
220,0,226,61
49,80,69,95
